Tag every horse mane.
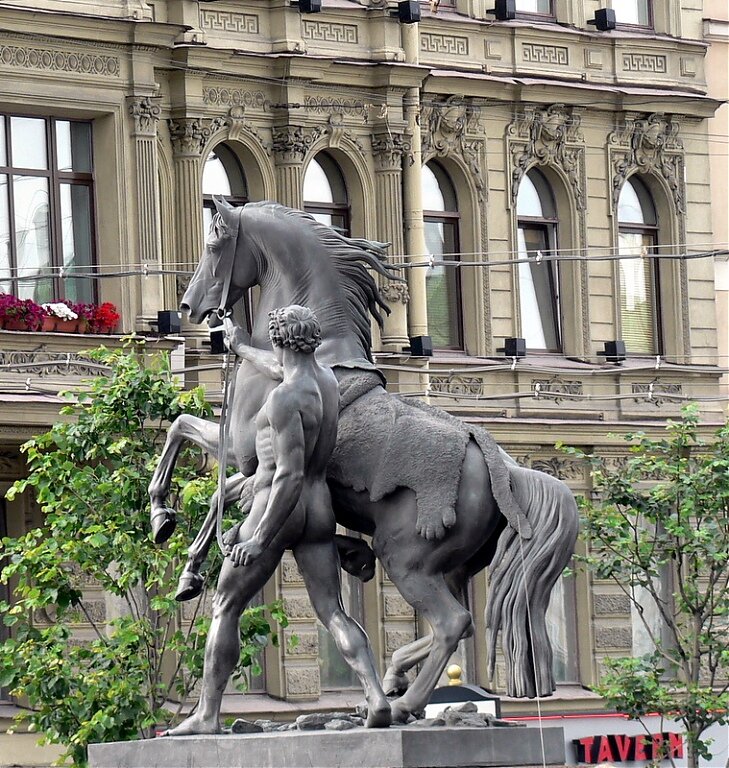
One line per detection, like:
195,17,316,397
243,201,403,359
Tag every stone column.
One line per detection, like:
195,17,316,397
272,126,309,209
372,132,410,352
127,96,163,328
400,25,429,339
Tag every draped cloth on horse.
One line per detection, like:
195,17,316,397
330,371,532,541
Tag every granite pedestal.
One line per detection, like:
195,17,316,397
88,725,566,768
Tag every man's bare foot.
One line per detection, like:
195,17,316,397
158,713,221,737
365,698,392,728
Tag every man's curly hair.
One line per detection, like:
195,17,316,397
268,305,322,354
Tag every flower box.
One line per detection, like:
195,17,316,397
0,295,120,335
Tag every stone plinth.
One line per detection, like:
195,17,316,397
88,726,566,768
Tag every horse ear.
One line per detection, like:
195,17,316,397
213,195,237,226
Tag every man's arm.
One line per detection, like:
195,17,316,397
229,395,306,566
223,318,282,380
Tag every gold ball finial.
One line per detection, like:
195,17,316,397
446,664,463,686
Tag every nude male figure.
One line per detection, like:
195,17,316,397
165,305,391,735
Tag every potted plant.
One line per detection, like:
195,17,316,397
0,294,45,331
88,302,120,334
42,301,80,332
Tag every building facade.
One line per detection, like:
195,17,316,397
0,0,726,764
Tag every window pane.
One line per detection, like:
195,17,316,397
425,219,461,348
422,164,446,211
517,173,545,218
615,0,650,26
515,0,551,12
10,117,48,170
0,175,9,293
546,575,578,683
304,158,334,203
0,118,6,166
56,121,92,173
13,175,52,301
618,178,656,226
517,226,560,351
60,183,94,303
202,153,232,196
619,232,656,353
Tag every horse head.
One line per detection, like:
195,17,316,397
180,196,254,325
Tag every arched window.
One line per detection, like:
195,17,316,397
618,176,659,354
516,169,561,352
423,162,462,350
303,153,349,235
202,143,248,235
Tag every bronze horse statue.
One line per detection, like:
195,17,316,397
148,199,578,723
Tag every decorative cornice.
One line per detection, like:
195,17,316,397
508,104,585,210
168,116,226,157
372,133,412,171
0,347,106,377
0,43,119,77
608,112,686,214
272,125,324,163
127,96,161,137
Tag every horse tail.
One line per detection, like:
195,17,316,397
485,465,579,698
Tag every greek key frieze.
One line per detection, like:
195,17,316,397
622,53,667,73
0,44,119,77
522,43,568,66
200,10,259,34
302,20,358,44
420,33,468,56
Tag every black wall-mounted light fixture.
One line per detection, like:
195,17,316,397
486,0,516,21
502,337,527,358
291,0,322,13
391,1,421,24
599,339,626,363
157,310,181,336
210,329,226,355
588,8,616,31
408,335,433,357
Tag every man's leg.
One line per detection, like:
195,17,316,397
163,541,284,735
292,539,391,728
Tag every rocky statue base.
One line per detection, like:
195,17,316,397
88,725,566,768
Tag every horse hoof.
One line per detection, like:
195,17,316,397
366,701,392,729
390,700,415,724
175,571,204,602
151,508,177,545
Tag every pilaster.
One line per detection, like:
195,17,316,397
127,96,164,328
272,125,320,209
372,132,410,352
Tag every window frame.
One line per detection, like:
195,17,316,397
0,112,96,303
303,152,351,237
617,176,661,356
514,0,555,22
612,0,654,31
516,169,562,353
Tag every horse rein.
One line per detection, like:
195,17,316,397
212,205,241,558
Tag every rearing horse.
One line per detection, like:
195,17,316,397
148,199,579,723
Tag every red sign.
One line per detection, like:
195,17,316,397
573,732,684,763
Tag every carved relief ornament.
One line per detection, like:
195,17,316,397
608,112,685,214
272,125,324,163
421,96,486,202
127,96,161,137
226,106,271,154
380,282,410,305
507,104,586,210
372,133,412,171
168,116,227,157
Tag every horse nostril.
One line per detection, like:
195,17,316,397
180,302,190,314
